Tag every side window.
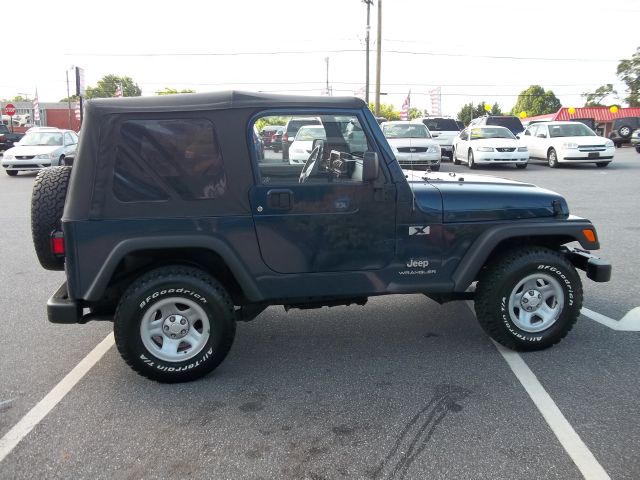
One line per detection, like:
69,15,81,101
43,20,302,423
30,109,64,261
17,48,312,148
252,114,373,185
536,125,547,138
114,118,226,202
525,126,535,136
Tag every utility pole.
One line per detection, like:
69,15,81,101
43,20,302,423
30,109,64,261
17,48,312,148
325,57,330,96
364,0,373,104
374,0,382,115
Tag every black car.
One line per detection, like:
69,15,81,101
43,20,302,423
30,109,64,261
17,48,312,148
259,125,284,150
32,91,610,383
470,115,525,136
609,117,640,147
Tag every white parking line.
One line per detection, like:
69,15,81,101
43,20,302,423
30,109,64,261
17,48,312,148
581,307,640,331
0,333,114,464
494,342,610,480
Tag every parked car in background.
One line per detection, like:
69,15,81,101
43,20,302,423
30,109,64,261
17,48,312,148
571,118,596,131
456,120,465,130
417,116,460,161
1,128,78,176
519,121,614,168
631,128,640,153
469,115,525,136
609,117,640,147
381,121,441,171
259,125,284,150
281,117,321,160
0,124,25,152
288,125,326,163
452,126,528,169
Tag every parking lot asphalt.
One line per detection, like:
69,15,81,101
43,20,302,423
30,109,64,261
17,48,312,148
0,147,639,479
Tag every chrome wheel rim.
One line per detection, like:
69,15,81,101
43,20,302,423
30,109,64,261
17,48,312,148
507,273,564,333
140,296,211,362
620,126,630,136
549,150,556,166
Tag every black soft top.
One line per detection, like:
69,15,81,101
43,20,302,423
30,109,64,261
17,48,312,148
86,91,366,116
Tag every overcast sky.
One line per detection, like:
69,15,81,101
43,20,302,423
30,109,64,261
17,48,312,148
2,0,638,116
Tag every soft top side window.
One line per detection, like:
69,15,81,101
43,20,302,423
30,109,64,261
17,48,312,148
252,113,375,186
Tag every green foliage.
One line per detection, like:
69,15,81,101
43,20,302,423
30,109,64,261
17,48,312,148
369,103,400,121
85,75,142,99
59,95,80,103
408,107,423,120
12,95,25,102
254,116,289,133
616,47,640,107
456,101,503,126
156,87,196,95
510,85,561,117
582,84,618,107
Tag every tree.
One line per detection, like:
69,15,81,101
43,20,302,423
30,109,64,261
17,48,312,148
369,103,400,121
156,87,196,95
617,47,640,107
511,85,561,117
408,107,422,120
11,95,26,102
59,95,80,103
85,75,142,99
582,84,618,107
456,101,503,126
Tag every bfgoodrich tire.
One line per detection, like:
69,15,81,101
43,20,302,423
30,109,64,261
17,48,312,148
474,246,583,351
114,266,236,383
31,166,72,270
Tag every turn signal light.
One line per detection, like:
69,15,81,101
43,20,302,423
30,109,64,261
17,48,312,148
582,229,596,243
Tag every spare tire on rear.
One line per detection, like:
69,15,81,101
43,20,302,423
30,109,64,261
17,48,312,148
31,166,72,271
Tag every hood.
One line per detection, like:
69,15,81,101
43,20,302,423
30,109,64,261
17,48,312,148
406,171,568,222
5,145,60,156
469,138,523,148
551,135,610,146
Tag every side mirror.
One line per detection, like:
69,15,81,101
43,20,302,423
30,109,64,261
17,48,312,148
536,133,547,138
363,151,379,182
312,138,325,150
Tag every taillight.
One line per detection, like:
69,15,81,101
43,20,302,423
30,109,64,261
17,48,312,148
283,133,288,142
271,133,277,141
51,231,65,256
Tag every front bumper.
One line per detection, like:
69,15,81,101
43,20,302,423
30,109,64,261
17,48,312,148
474,150,528,164
560,147,615,162
562,247,611,282
2,157,53,171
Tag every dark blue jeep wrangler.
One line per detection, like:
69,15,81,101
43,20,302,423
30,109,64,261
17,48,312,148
30,92,611,383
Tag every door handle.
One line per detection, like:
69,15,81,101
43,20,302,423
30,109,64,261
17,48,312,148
267,189,293,210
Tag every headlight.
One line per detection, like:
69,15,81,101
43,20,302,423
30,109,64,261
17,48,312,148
477,147,494,152
605,140,614,148
291,148,305,154
562,142,578,149
427,145,439,153
517,146,528,152
3,154,13,160
36,153,53,159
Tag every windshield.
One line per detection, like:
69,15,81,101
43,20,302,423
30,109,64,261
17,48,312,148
470,127,515,140
548,123,596,138
295,126,326,141
20,132,63,146
422,118,459,131
383,124,431,139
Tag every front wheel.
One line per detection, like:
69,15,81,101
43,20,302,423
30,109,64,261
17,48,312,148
547,148,559,168
516,163,528,169
596,162,610,168
474,246,583,351
452,148,459,165
6,169,18,176
114,266,236,383
468,149,476,169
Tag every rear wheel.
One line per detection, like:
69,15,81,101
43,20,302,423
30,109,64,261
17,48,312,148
475,246,583,351
430,164,440,172
452,147,459,165
114,266,236,383
547,148,559,168
516,163,528,169
59,156,66,166
6,170,18,176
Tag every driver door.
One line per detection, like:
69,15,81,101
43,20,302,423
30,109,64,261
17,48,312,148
249,112,396,274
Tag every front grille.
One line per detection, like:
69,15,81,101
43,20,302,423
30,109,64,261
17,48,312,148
496,147,516,152
578,145,606,152
397,147,428,153
16,155,35,160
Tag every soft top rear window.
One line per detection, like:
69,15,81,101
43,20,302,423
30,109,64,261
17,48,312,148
421,118,459,131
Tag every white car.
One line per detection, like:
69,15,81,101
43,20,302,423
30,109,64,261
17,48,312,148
452,126,528,169
288,125,326,163
2,128,78,176
519,121,614,168
381,121,441,171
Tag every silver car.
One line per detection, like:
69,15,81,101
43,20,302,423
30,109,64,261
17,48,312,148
1,128,78,176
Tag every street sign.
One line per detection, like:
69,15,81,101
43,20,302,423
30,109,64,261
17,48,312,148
5,103,16,116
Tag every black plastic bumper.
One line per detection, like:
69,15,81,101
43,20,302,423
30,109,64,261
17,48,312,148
47,282,82,324
562,247,612,282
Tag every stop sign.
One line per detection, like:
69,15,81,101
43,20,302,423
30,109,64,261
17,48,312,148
5,103,16,116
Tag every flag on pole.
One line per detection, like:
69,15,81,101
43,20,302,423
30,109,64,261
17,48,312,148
429,87,442,116
33,89,41,124
114,84,123,98
74,102,81,120
400,91,411,120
